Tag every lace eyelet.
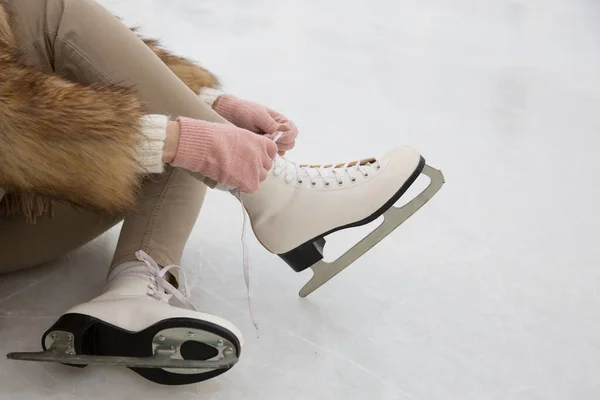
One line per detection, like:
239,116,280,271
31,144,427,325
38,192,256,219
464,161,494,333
337,180,344,186
351,178,357,183
363,173,369,178
311,182,317,187
376,165,381,171
324,181,330,187
298,180,303,185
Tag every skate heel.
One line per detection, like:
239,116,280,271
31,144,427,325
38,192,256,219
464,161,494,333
279,237,326,272
40,313,98,368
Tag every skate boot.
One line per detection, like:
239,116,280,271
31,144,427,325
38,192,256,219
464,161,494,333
240,146,444,297
7,251,243,386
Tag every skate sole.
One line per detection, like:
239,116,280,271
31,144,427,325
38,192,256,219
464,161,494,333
280,156,427,272
38,313,242,386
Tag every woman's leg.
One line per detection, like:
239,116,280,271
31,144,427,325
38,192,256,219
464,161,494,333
9,0,228,123
0,0,228,272
0,202,122,274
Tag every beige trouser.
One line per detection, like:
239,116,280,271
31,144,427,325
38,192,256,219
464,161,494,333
0,0,229,273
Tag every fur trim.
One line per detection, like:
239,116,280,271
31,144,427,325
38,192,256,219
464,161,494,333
0,192,53,222
0,42,147,215
131,27,222,93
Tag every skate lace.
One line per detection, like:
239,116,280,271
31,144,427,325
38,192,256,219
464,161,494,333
108,250,196,311
272,154,381,186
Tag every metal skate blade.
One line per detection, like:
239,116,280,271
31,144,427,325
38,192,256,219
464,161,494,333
299,164,445,298
6,350,238,370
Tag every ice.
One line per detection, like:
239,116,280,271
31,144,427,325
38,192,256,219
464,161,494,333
1,0,600,399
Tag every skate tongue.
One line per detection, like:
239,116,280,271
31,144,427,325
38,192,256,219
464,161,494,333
107,262,149,284
108,252,196,311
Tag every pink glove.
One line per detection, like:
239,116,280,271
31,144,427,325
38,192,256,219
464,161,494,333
214,95,298,155
172,117,277,193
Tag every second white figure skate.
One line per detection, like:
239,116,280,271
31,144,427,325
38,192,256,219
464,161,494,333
7,251,243,386
240,146,444,297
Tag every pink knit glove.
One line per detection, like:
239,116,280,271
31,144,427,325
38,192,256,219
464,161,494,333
171,117,277,193
214,95,298,155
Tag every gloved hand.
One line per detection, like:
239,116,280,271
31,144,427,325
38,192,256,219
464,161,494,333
171,117,277,193
213,94,298,156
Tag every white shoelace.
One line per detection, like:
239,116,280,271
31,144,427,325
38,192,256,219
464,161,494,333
108,250,196,311
240,194,258,335
232,132,286,336
273,155,381,187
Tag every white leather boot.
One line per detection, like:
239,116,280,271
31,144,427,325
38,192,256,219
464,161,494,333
240,146,444,297
36,251,243,386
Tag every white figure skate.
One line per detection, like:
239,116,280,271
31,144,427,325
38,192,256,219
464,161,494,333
7,251,243,386
241,146,444,297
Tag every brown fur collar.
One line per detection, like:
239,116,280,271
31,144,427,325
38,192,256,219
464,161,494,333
0,44,148,217
0,3,220,221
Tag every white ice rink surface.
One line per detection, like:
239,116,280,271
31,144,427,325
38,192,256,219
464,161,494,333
2,0,600,399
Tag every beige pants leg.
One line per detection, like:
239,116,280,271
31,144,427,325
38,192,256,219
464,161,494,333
0,0,229,273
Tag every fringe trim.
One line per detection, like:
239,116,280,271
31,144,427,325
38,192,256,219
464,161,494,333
0,192,53,223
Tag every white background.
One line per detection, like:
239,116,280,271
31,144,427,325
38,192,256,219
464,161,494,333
1,0,600,399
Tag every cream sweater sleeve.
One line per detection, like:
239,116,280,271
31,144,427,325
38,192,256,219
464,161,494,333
198,87,225,108
138,114,169,174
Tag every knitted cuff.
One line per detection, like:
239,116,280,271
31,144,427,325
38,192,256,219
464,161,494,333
199,87,225,108
171,117,217,172
137,114,169,174
211,94,239,123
